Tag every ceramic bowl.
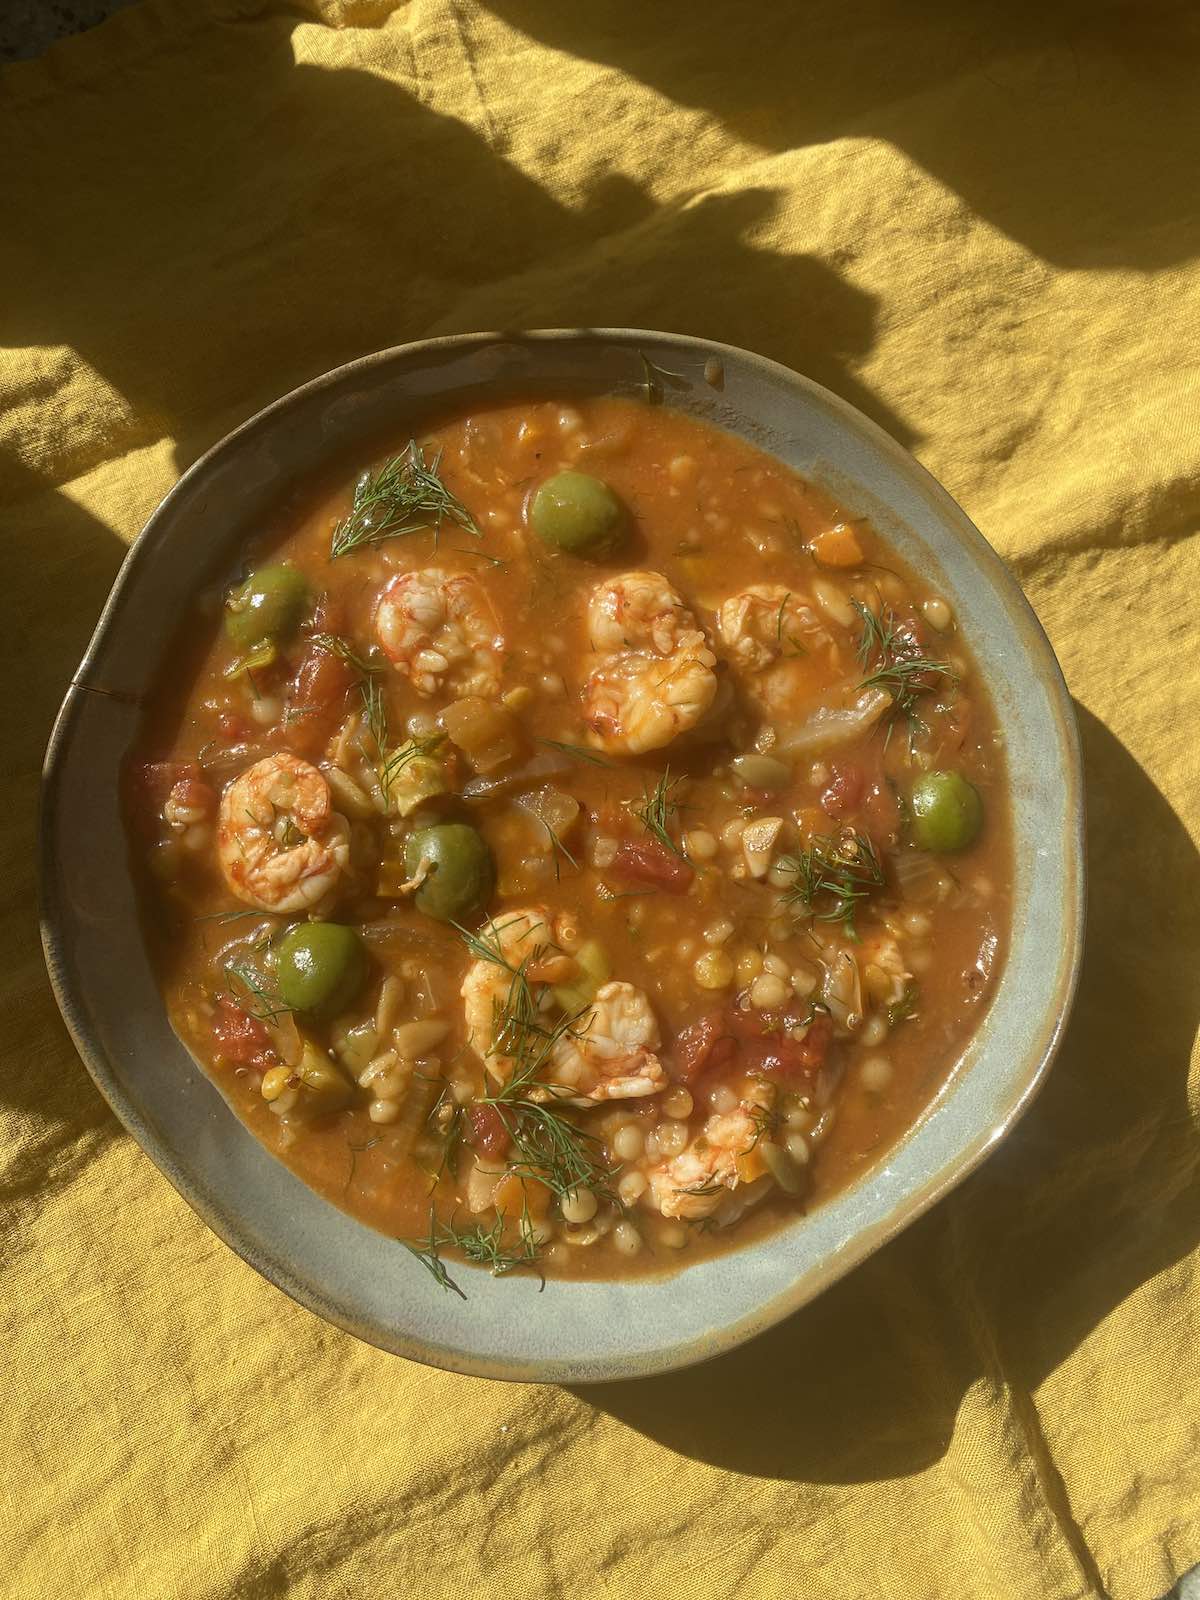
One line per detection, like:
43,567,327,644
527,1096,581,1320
40,330,1084,1383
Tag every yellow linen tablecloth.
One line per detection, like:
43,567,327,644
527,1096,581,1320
4,3,1200,1596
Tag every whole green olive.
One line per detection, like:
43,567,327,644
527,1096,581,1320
225,563,309,650
404,822,495,923
528,471,626,557
909,770,984,853
275,922,367,1017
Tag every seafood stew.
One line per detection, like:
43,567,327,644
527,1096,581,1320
126,395,1010,1288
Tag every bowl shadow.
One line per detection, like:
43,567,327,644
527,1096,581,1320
567,701,1200,1484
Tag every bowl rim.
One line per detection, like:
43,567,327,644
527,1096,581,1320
39,327,1086,1382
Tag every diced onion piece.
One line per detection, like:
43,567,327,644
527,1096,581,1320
760,1141,808,1194
460,751,571,801
892,848,944,905
822,949,863,1034
466,1158,503,1214
515,786,581,843
295,1040,354,1111
385,750,449,818
392,1018,451,1059
261,1009,303,1067
439,696,522,773
777,689,890,757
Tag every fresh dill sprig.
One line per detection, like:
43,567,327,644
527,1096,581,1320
403,1209,468,1300
402,1205,545,1295
422,1079,465,1190
537,737,615,768
454,921,614,1203
454,920,617,1203
330,442,479,558
444,1209,544,1280
309,632,384,676
345,1135,382,1195
747,1102,781,1150
779,829,886,940
360,675,389,756
677,1177,724,1198
224,958,295,1023
635,767,688,859
596,884,653,903
452,546,509,567
487,1090,616,1204
541,819,579,882
852,599,957,742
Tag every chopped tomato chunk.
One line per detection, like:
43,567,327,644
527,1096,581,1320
281,640,356,755
744,1012,833,1082
672,1012,738,1085
211,997,273,1068
466,1102,512,1159
821,762,866,819
610,839,694,893
672,1007,832,1088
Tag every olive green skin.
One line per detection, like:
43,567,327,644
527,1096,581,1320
275,922,368,1018
910,770,984,853
224,563,309,649
528,471,626,557
405,823,495,922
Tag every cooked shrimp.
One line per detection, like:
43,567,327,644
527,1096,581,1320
374,567,504,699
587,570,693,655
583,570,718,755
461,907,570,1079
717,584,827,672
217,753,350,912
584,645,718,756
547,981,668,1102
648,1082,774,1220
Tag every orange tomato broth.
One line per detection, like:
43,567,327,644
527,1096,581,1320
126,396,1010,1284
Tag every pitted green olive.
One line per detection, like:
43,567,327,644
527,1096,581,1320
909,770,983,853
275,922,367,1017
225,564,309,649
528,471,626,557
404,823,495,922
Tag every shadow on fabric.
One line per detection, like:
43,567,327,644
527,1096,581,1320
7,10,1197,1478
0,452,126,1153
567,702,1200,1483
481,0,1200,270
0,7,908,494
0,8,901,1137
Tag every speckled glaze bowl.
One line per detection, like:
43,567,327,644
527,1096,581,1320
40,331,1084,1383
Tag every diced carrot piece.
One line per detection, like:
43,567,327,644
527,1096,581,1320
493,1171,552,1218
810,522,864,568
